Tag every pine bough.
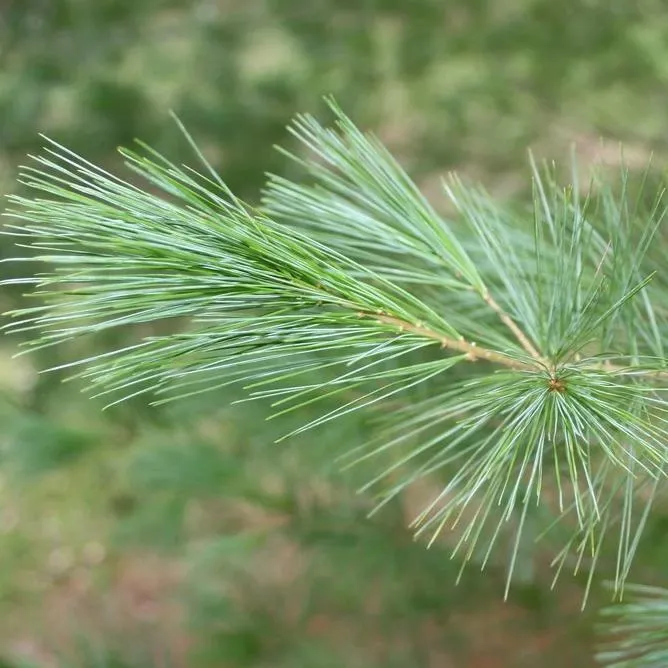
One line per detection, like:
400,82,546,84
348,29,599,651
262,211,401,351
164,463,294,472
2,100,668,665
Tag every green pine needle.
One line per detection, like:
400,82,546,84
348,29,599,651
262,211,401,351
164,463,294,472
2,99,668,600
597,584,668,667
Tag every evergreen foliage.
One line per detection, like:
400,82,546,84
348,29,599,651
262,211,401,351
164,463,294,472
3,100,668,665
597,585,668,667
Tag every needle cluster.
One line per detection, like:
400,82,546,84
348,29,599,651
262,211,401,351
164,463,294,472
2,101,668,632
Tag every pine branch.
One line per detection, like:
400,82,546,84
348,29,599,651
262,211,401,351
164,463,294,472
2,99,668,602
366,310,668,380
360,311,535,371
597,584,668,667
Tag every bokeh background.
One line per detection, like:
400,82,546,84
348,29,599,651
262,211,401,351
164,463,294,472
1,1,668,666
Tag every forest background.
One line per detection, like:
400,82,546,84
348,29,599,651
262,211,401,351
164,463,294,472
2,1,668,666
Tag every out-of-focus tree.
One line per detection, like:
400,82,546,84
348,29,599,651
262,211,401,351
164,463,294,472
2,2,668,667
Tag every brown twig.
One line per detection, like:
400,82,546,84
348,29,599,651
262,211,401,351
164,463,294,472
478,287,668,380
361,311,668,381
365,312,537,372
482,291,545,363
598,360,668,380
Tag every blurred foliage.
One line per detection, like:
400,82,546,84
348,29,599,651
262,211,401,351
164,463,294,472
1,0,668,666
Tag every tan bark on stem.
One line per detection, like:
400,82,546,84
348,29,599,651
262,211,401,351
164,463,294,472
365,312,537,372
361,312,668,381
482,292,544,363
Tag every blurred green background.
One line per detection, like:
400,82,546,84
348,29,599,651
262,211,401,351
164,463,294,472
1,1,668,666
